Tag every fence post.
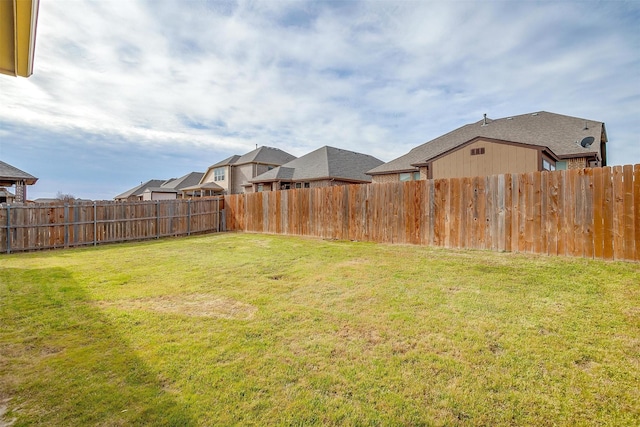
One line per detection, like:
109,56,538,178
64,203,69,248
187,199,191,236
156,200,160,239
6,204,11,254
216,198,219,232
93,202,97,246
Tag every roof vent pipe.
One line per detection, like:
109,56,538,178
583,120,588,130
483,113,487,126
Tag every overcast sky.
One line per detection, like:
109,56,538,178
1,0,639,200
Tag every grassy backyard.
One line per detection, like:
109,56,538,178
1,233,639,426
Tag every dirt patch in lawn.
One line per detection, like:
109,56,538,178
0,398,16,427
96,294,257,320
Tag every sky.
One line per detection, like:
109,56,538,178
1,0,639,201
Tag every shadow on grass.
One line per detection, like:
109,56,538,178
0,267,195,426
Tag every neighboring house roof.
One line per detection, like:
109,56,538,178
0,160,38,185
209,155,241,169
250,146,384,183
160,172,204,191
0,187,15,197
234,146,297,166
180,181,225,192
205,146,297,170
115,179,165,200
367,111,607,175
144,187,178,194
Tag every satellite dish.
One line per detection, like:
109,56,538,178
580,136,595,148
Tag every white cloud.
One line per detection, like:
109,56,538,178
0,0,638,199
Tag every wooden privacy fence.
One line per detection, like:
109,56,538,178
225,165,640,262
0,197,225,253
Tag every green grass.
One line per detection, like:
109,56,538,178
1,233,639,426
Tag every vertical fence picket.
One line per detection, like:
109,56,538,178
623,165,635,261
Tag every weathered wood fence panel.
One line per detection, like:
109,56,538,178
224,166,639,261
0,197,224,253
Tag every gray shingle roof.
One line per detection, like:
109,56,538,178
180,181,225,192
144,187,177,194
160,172,204,191
115,179,165,199
0,160,38,185
207,146,297,170
209,155,241,169
234,146,297,166
367,111,606,175
250,146,384,183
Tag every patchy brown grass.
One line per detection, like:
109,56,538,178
95,294,257,320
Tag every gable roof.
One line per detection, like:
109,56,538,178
206,146,297,171
367,111,606,175
208,155,241,169
250,146,384,183
115,179,165,200
234,146,297,166
160,172,204,191
179,181,225,193
0,160,38,185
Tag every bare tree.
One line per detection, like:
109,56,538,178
56,191,76,202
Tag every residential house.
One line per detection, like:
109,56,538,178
0,187,15,203
367,111,608,182
249,146,384,192
0,160,38,203
115,179,166,201
186,146,296,196
141,172,204,201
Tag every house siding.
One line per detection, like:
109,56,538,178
372,173,401,184
143,192,176,201
202,165,230,193
232,164,254,194
567,157,587,169
432,139,538,179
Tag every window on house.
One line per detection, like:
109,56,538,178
399,173,412,182
304,182,310,188
413,172,420,180
281,183,291,190
295,182,302,189
213,167,225,181
471,147,485,156
257,184,264,192
543,159,556,171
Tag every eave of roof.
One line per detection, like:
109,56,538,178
180,181,224,192
0,160,38,184
0,0,39,77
